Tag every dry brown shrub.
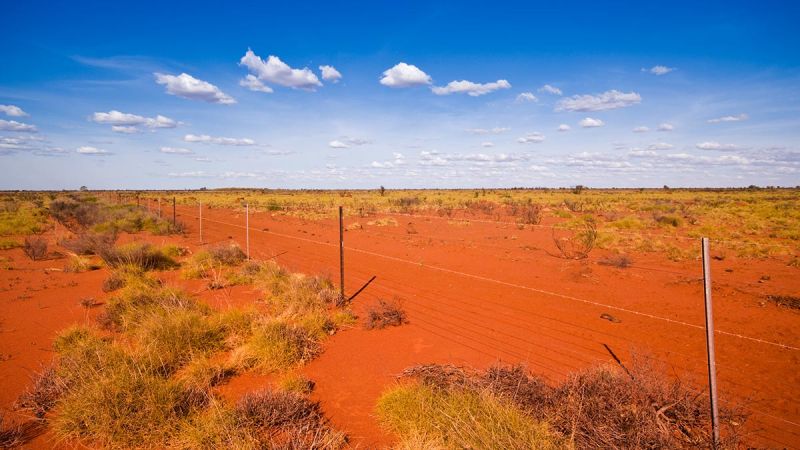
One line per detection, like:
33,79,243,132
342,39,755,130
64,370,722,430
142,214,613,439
59,231,117,255
365,298,408,330
207,243,247,265
552,220,597,259
598,254,632,268
400,359,747,449
23,236,47,261
15,364,66,418
0,414,44,448
765,294,800,310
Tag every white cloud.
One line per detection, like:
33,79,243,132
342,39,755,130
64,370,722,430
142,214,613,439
648,142,674,150
160,146,194,154
707,113,748,123
328,137,370,149
579,117,605,128
465,127,510,135
633,126,650,133
111,126,139,134
538,84,562,95
515,92,538,103
370,161,394,168
380,62,432,88
239,49,322,91
76,146,109,155
0,105,28,117
319,65,342,83
481,142,494,147
657,123,674,131
91,110,178,131
695,141,740,151
517,132,545,144
557,124,571,132
183,134,256,146
556,89,641,112
0,119,37,132
154,72,235,104
239,74,274,93
432,79,511,96
645,65,675,75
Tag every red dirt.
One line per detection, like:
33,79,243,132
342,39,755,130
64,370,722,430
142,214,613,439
1,206,799,448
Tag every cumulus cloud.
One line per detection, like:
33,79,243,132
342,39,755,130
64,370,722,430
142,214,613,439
239,74,274,93
556,89,641,112
517,132,545,144
515,92,538,103
0,105,28,117
239,49,322,91
112,126,139,134
328,137,370,149
538,84,562,95
657,123,674,131
160,146,194,154
707,113,748,123
645,65,675,75
319,65,342,82
183,134,255,146
633,126,650,133
76,146,109,155
0,119,37,132
154,72,235,104
579,117,605,128
380,62,432,87
91,110,178,132
695,141,740,151
432,79,511,96
648,142,674,150
557,124,570,132
465,127,510,135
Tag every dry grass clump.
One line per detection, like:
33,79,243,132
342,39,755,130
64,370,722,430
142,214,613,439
63,254,100,273
597,254,633,268
365,298,408,330
233,320,321,373
0,414,43,448
377,382,558,449
279,373,315,394
99,242,178,271
391,360,746,449
552,220,597,259
765,294,800,310
59,231,117,255
23,236,47,260
207,243,247,265
16,364,66,419
181,243,246,281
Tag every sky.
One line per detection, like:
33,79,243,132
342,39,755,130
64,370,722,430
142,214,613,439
2,0,799,189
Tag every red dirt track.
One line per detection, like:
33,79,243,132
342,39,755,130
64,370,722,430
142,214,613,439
1,204,799,448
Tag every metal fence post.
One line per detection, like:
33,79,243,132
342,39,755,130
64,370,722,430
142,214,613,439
702,237,720,447
339,206,345,301
245,202,250,260
199,200,203,244
172,197,176,225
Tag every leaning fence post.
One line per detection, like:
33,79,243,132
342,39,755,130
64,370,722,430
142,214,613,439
702,237,720,447
199,200,203,244
339,206,345,301
245,202,250,260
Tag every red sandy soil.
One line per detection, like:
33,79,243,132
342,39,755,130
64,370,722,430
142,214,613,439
1,206,799,448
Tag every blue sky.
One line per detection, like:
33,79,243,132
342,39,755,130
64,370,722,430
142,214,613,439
2,1,799,189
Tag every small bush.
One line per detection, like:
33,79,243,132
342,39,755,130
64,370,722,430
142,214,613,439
208,243,247,265
60,231,117,255
279,373,315,394
552,220,597,259
64,254,100,273
597,254,632,268
0,238,20,250
102,272,127,292
365,298,408,330
235,321,321,373
16,364,66,418
99,242,178,271
766,294,800,310
23,236,47,260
